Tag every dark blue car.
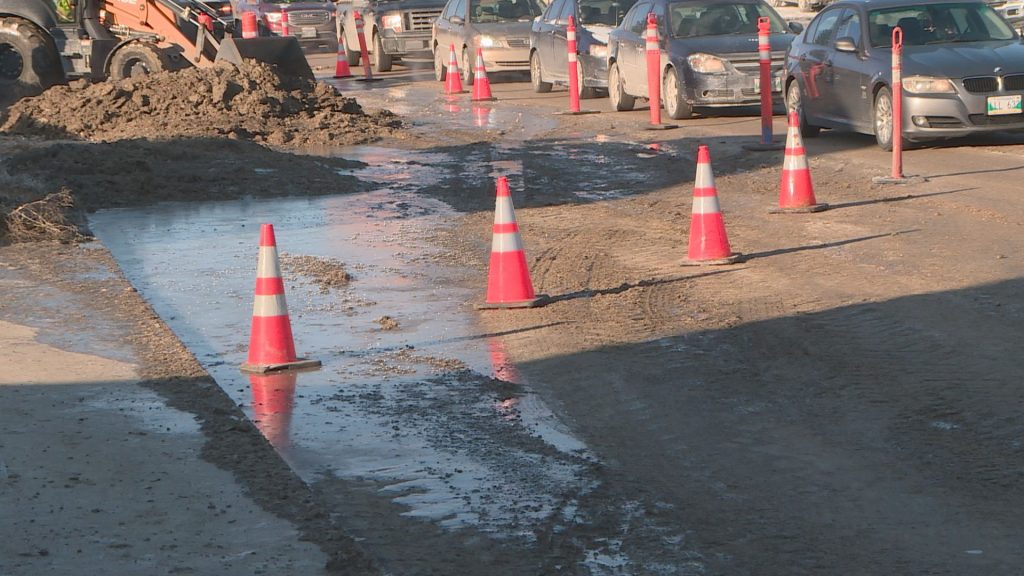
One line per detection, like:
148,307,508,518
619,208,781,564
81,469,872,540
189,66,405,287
607,0,803,118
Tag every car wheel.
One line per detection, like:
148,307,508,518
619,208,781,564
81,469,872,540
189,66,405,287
434,46,447,82
461,47,473,86
608,61,635,112
663,67,692,120
530,50,552,93
786,80,820,137
577,59,598,99
372,33,392,73
345,31,361,65
874,86,895,151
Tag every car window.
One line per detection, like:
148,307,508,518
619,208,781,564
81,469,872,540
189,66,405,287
669,0,787,37
542,0,565,22
623,1,651,33
442,0,462,19
834,8,861,47
579,0,634,25
471,0,544,22
557,0,575,21
810,7,842,44
868,3,1014,47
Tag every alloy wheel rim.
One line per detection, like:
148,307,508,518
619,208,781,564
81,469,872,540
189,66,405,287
610,65,621,106
665,71,678,114
876,92,893,144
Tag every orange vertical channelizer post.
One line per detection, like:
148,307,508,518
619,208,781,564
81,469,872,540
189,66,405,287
477,177,548,309
240,224,321,373
682,145,743,266
891,26,904,179
645,13,662,127
241,11,258,38
757,16,773,145
354,11,373,80
567,15,581,113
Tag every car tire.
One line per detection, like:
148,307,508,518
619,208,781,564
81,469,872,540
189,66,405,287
461,47,473,86
434,46,447,82
345,32,361,65
530,50,552,93
577,59,597,99
372,33,392,73
0,17,63,95
109,41,168,81
608,61,635,112
874,86,895,151
786,79,820,137
663,67,692,120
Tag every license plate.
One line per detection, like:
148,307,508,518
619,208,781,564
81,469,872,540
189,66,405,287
987,94,1022,116
301,26,317,38
753,76,783,94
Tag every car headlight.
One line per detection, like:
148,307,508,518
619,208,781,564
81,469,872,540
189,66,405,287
902,76,955,94
476,35,500,48
687,53,728,73
588,44,608,58
382,12,403,32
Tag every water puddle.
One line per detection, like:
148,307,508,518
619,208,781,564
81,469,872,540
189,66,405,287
88,187,593,540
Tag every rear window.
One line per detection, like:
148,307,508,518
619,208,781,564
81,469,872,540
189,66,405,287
669,0,787,38
867,3,1015,46
579,0,637,26
471,0,545,21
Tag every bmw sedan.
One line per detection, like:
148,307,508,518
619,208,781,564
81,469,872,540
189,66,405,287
607,0,803,118
785,0,1024,149
529,0,638,97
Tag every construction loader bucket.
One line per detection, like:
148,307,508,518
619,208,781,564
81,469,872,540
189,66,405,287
216,37,314,81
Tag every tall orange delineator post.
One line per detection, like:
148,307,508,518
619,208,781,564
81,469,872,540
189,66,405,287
743,17,784,150
873,27,924,184
241,11,258,38
557,16,599,116
353,11,381,82
644,13,666,129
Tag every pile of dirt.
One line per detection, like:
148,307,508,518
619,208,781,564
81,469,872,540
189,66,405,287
0,61,402,148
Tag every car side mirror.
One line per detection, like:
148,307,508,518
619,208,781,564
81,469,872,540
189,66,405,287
451,15,464,25
834,36,857,52
788,21,804,34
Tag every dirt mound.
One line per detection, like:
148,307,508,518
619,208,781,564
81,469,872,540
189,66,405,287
0,61,401,148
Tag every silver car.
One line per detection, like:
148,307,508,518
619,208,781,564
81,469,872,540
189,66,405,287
432,0,546,83
785,0,1024,149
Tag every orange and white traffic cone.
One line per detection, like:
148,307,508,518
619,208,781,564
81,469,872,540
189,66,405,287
682,145,743,266
248,372,297,448
333,36,353,79
774,111,828,213
240,224,322,373
471,47,496,102
477,177,547,309
444,44,466,95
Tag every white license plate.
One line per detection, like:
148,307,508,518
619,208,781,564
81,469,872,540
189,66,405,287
987,94,1022,116
753,76,783,94
301,27,317,38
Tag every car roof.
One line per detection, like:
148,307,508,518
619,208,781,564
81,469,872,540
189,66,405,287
828,0,987,9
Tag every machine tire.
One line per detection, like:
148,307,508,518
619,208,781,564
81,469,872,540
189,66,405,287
434,45,447,81
663,67,692,119
786,79,820,137
874,86,895,151
0,17,63,96
530,50,552,93
608,61,634,111
109,42,168,81
372,32,392,73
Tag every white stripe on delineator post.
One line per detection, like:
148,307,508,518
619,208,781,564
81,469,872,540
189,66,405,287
253,294,289,317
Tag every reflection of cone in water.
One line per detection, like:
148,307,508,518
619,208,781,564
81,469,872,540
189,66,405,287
682,145,743,266
477,176,547,309
444,44,465,95
472,105,491,127
240,223,322,373
445,96,461,113
471,47,496,102
488,337,521,383
248,372,297,448
774,111,828,213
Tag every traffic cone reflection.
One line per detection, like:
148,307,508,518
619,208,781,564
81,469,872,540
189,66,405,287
248,372,297,448
682,145,742,265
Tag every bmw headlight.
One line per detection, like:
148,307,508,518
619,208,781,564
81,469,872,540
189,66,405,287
687,53,728,73
901,76,955,94
476,35,500,48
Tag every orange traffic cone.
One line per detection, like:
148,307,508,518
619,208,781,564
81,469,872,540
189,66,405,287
334,36,353,79
774,111,828,213
471,47,496,102
249,372,297,448
240,224,322,373
444,44,466,95
682,145,743,266
477,177,547,309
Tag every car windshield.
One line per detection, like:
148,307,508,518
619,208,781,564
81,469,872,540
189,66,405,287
868,3,1015,47
471,0,546,21
579,0,637,26
669,0,787,37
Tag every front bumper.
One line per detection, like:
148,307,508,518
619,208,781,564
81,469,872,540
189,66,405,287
902,89,1024,139
479,46,530,73
381,31,433,59
686,66,786,107
581,53,609,88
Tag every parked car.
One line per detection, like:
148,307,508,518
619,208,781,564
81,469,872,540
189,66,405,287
432,0,546,84
785,0,1024,149
606,0,802,118
529,0,638,97
234,0,339,52
339,0,449,72
991,0,1024,24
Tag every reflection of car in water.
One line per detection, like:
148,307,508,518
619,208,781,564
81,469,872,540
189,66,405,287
529,0,638,97
432,0,546,84
607,0,801,119
234,0,339,53
785,0,1024,150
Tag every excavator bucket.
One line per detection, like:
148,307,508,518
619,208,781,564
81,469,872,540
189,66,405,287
215,37,314,81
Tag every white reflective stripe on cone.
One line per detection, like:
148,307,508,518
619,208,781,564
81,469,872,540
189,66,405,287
494,199,516,224
253,294,289,317
783,151,809,171
694,163,715,188
491,231,524,252
691,196,722,215
256,247,282,279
